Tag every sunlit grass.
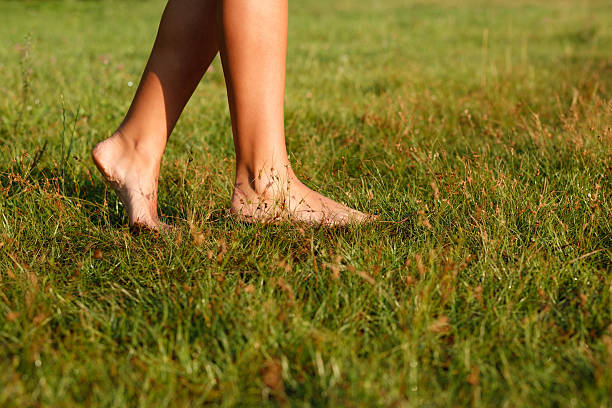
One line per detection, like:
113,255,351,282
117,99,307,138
0,0,610,406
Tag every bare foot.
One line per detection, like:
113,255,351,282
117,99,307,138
230,165,374,226
92,131,169,231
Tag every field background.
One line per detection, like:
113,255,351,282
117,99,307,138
0,0,611,406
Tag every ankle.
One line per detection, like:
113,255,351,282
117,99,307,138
235,161,293,196
112,128,165,161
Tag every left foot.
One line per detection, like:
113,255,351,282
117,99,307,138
92,131,169,231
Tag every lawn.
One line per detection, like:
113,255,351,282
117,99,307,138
0,0,611,406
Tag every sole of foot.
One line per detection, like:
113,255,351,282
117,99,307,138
91,133,168,233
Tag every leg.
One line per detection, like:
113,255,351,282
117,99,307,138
219,0,370,225
92,0,219,230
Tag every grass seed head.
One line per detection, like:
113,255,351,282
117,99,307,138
428,315,451,334
467,365,480,386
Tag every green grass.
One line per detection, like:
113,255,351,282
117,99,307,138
0,0,611,406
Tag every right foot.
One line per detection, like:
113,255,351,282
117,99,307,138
230,165,374,226
92,131,168,231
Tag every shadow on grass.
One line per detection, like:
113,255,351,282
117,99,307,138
0,159,127,229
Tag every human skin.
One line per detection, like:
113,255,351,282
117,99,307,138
92,0,371,231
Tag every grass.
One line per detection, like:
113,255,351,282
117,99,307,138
0,0,611,406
